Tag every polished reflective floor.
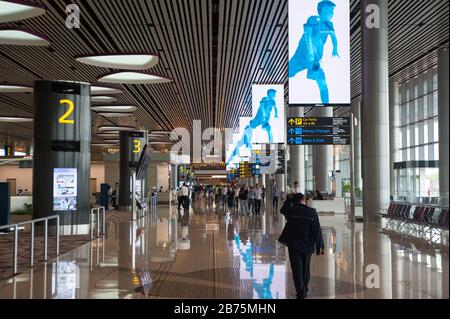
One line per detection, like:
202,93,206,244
0,200,448,299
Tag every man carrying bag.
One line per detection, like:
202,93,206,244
278,193,324,299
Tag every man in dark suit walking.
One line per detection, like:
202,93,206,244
279,193,324,299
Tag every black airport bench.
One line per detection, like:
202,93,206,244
380,202,449,231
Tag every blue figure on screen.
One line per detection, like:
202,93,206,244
226,89,279,165
289,0,339,104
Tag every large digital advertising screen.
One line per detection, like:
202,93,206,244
225,118,252,167
289,0,350,106
53,168,77,211
251,84,285,144
226,133,240,171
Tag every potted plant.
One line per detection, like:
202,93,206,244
342,182,351,197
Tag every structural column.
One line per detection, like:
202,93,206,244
33,80,91,235
438,47,449,206
351,97,362,190
118,130,148,209
289,108,306,193
313,107,333,193
260,144,267,188
275,173,285,199
361,0,390,221
389,80,400,199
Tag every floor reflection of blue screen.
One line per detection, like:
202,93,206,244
289,0,350,105
232,234,286,299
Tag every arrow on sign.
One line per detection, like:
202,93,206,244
288,118,295,125
288,138,295,144
288,128,295,135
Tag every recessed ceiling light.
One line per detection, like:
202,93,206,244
0,84,33,93
98,126,136,132
0,116,33,123
90,86,123,95
151,130,171,134
0,1,46,23
91,105,137,112
0,28,50,46
97,112,134,118
76,53,159,70
91,96,118,103
98,71,172,84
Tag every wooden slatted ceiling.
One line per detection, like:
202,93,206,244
0,0,448,146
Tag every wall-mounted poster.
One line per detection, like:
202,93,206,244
251,85,285,144
289,0,350,106
53,168,77,211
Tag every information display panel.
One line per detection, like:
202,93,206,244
250,149,285,175
239,162,252,178
287,117,350,145
227,169,239,181
53,168,77,211
289,0,351,106
136,144,152,180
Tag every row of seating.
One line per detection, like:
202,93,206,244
384,202,449,229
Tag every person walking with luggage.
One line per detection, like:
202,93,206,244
279,193,324,299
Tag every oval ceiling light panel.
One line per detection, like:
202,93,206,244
148,141,173,145
0,28,50,46
0,84,33,93
98,71,172,84
91,143,118,147
98,126,136,132
0,116,33,123
76,53,159,70
98,132,119,138
91,96,118,103
91,86,123,95
98,112,134,118
91,105,137,113
0,1,46,23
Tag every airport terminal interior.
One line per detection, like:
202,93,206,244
0,0,448,300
